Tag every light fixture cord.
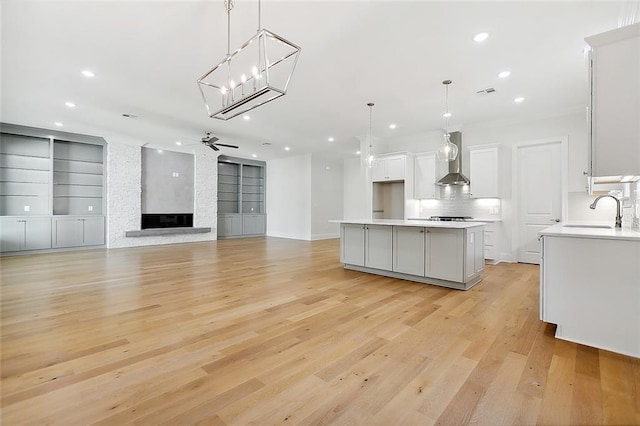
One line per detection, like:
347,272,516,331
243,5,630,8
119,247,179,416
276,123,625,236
444,83,449,135
225,0,234,56
369,104,373,151
257,0,261,31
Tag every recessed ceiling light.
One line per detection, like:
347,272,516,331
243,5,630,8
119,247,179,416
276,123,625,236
175,141,182,146
328,137,334,142
157,149,163,153
284,146,290,151
498,71,511,79
389,124,397,129
442,112,452,118
54,122,63,127
65,101,76,108
81,70,95,78
513,96,525,103
356,150,361,155
474,32,489,42
252,154,257,158
243,115,250,121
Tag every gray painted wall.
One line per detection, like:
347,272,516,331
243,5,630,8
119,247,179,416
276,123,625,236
141,148,194,213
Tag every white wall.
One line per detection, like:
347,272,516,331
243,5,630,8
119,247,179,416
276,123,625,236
266,154,311,240
343,157,369,219
107,140,217,248
310,155,343,239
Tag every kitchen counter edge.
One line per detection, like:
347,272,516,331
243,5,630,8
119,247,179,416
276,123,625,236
329,219,486,229
539,223,640,241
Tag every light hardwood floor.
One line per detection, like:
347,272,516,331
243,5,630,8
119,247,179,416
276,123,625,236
1,237,639,425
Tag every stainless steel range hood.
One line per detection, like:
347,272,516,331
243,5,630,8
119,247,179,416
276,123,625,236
437,131,470,185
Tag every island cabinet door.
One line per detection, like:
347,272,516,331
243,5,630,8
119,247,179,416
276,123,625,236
425,228,464,282
365,225,393,271
341,224,365,266
393,226,425,276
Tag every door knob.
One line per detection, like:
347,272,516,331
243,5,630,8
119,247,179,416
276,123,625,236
550,219,560,223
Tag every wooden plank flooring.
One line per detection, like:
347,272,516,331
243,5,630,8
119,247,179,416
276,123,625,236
1,237,639,425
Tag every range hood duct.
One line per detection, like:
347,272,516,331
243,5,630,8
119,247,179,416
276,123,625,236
437,131,470,185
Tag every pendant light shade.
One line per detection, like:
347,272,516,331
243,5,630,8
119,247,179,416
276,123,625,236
437,133,459,162
436,80,459,162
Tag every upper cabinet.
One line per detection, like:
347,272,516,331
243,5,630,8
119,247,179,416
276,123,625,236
372,154,406,182
414,152,437,199
586,23,640,178
468,145,500,198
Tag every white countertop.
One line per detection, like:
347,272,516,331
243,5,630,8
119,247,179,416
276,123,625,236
408,218,502,223
539,223,640,241
330,219,486,229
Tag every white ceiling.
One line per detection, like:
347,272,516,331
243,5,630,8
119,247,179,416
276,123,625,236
2,1,638,160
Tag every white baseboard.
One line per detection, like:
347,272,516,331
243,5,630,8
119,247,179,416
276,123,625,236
311,233,339,241
266,232,311,241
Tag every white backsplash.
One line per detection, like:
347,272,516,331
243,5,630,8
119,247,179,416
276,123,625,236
416,185,502,220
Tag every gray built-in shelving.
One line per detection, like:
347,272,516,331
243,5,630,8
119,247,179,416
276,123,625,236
217,156,266,238
0,123,106,254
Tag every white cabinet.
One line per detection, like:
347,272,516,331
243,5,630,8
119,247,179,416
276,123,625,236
393,226,425,276
469,145,500,198
414,153,438,199
586,23,640,178
465,227,485,280
340,223,392,269
372,155,406,182
0,217,52,252
482,222,498,261
425,228,464,282
52,216,104,248
365,225,393,270
341,223,365,266
540,234,640,357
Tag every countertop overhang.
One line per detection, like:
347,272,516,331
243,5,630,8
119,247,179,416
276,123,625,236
539,223,640,241
330,219,486,229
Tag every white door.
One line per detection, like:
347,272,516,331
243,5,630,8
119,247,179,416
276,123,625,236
515,140,563,264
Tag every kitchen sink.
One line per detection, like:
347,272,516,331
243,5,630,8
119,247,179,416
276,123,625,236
562,224,613,229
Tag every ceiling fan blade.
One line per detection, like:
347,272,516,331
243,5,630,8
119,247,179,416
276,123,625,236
214,143,239,149
210,144,220,151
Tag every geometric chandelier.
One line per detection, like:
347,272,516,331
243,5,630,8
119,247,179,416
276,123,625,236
197,0,301,120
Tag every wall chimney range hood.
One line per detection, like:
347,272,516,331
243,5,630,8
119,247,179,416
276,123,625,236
437,131,470,185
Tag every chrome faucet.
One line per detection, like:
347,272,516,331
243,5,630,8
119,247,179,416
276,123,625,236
589,195,622,228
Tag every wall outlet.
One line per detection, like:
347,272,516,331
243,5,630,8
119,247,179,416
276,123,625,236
88,205,93,212
24,205,30,212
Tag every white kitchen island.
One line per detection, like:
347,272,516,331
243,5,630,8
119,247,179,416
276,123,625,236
331,219,485,290
539,224,640,358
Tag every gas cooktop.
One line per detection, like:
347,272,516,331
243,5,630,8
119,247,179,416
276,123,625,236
427,216,474,222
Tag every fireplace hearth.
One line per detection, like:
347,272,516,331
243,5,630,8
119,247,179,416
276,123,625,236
141,214,193,229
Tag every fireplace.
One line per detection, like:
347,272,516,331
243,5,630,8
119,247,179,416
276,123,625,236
141,213,193,229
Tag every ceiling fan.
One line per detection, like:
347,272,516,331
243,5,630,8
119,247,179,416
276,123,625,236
200,132,239,151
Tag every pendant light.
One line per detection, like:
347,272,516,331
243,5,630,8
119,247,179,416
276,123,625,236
197,0,301,120
366,102,375,168
436,80,459,162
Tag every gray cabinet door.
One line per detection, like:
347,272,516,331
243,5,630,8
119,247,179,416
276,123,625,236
1,218,25,251
341,224,365,266
24,217,52,250
1,217,51,251
426,228,464,282
365,225,393,270
218,214,243,237
82,216,105,246
52,217,85,248
393,226,425,276
242,214,265,235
